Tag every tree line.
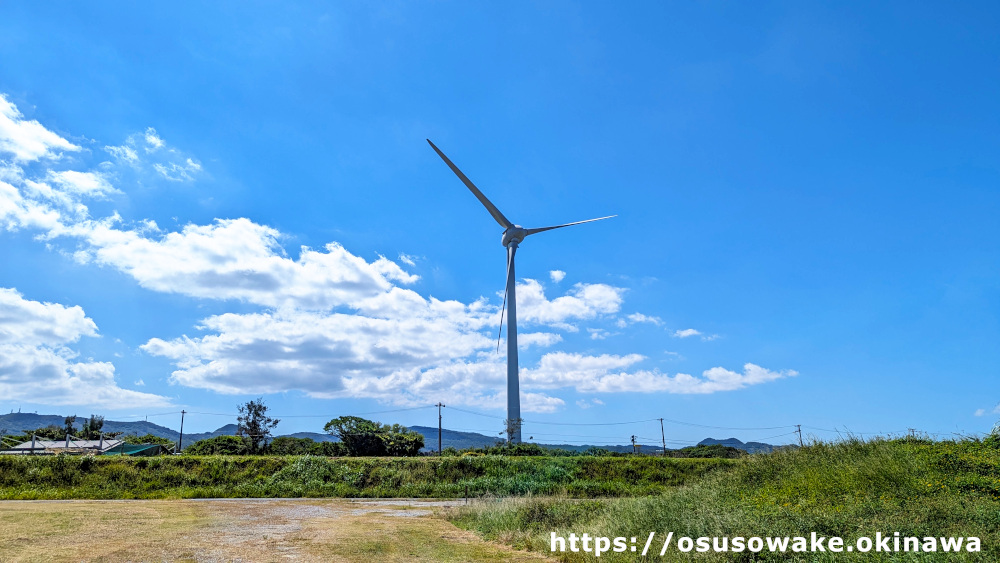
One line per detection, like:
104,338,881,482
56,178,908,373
186,400,425,456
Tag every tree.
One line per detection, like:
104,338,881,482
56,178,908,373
123,433,176,447
184,435,249,455
63,415,77,436
237,398,280,454
79,415,104,440
33,425,64,440
380,423,425,456
267,436,347,456
323,416,424,456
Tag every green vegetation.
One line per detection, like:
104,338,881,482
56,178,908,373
450,437,1000,561
441,442,745,458
236,398,279,453
669,443,746,458
0,455,725,500
324,416,424,456
183,435,251,455
123,434,176,447
268,436,346,456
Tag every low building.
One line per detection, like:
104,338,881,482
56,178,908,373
3,438,124,455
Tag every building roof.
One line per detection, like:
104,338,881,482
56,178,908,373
10,439,124,452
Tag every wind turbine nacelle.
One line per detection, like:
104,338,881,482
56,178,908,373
502,226,528,247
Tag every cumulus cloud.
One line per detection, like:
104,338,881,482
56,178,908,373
64,218,422,310
617,312,662,328
587,328,610,340
142,304,493,396
549,270,566,283
143,127,165,151
0,288,170,408
673,328,701,338
516,279,623,329
517,332,563,348
522,352,797,394
0,94,80,162
672,328,720,341
48,170,119,198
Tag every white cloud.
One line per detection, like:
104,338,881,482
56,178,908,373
626,313,661,325
153,160,202,181
673,328,701,338
142,303,494,396
143,127,165,151
576,398,604,410
522,352,796,394
549,270,566,283
588,328,609,340
105,144,138,163
398,253,417,267
64,218,422,310
104,126,200,181
0,287,170,408
0,95,80,162
975,404,1000,417
672,328,719,341
518,332,563,348
516,279,623,329
617,312,662,328
48,171,119,198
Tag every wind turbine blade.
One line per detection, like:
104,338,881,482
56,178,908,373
426,139,513,229
496,250,511,354
525,215,617,236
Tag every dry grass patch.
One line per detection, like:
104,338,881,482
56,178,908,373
0,499,552,562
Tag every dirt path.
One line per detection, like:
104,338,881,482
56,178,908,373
0,499,552,562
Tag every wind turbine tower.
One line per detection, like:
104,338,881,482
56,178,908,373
427,140,614,443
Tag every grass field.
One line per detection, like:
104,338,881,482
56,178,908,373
448,437,1000,561
0,499,551,562
2,437,998,561
0,455,728,500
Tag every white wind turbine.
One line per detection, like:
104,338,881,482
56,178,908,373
427,139,615,443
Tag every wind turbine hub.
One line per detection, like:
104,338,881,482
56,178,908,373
502,226,527,247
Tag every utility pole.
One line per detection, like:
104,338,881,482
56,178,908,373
631,435,637,455
908,428,916,439
178,410,186,453
796,424,803,447
659,418,667,457
435,403,445,455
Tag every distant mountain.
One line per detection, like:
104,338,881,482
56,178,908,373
1,413,782,454
698,437,783,454
409,425,504,451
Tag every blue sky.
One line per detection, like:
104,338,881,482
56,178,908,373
1,2,997,447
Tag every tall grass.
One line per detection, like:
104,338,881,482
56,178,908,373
0,454,728,500
450,438,1000,561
